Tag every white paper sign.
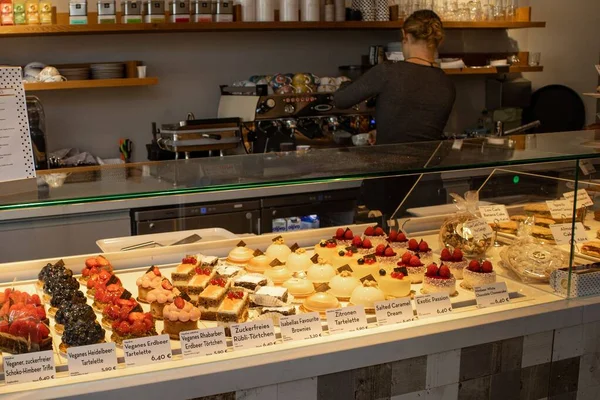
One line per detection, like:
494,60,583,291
280,312,323,342
67,342,118,376
579,160,596,176
326,305,368,335
122,334,172,367
550,222,588,245
474,282,511,308
463,218,494,240
414,293,453,319
0,68,36,182
3,350,55,385
479,205,511,223
545,200,574,219
231,320,276,350
563,189,594,208
375,298,414,326
180,327,228,358
452,139,463,150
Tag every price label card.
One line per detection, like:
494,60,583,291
67,342,118,376
545,200,574,219
326,305,368,335
550,222,588,245
479,205,511,223
280,312,323,342
374,298,414,326
180,327,228,358
231,320,276,351
123,334,172,367
452,139,463,150
463,218,494,240
563,189,594,208
474,282,511,308
3,350,56,385
579,160,596,176
414,293,453,319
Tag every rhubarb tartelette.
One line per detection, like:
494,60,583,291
440,248,468,279
421,263,457,296
136,266,164,303
163,295,201,340
363,225,387,246
147,279,179,320
461,260,497,290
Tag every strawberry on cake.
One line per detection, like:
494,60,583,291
398,252,426,283
93,284,131,313
102,298,143,330
387,230,409,250
422,263,457,296
147,279,179,320
461,260,497,290
163,295,201,340
407,239,433,264
136,266,164,303
363,226,387,246
440,248,468,279
333,227,356,247
111,311,156,345
80,255,112,283
86,270,120,297
374,244,400,265
351,236,374,255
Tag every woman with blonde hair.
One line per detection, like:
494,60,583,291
334,10,455,144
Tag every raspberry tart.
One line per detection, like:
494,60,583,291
440,248,468,279
314,239,340,263
136,266,164,303
102,298,143,330
80,255,112,283
387,230,409,250
363,225,387,246
350,235,374,255
422,263,457,296
333,227,356,247
147,279,179,319
266,237,292,263
377,267,411,298
374,244,400,265
407,239,434,264
461,260,497,290
398,252,427,283
111,311,157,345
163,295,201,340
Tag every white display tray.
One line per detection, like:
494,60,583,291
96,228,238,252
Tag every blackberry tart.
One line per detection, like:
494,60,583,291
60,320,106,353
55,303,96,335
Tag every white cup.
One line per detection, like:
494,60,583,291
137,66,147,78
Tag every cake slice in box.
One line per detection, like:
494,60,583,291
200,255,219,268
216,289,249,324
259,305,296,325
232,273,267,293
172,255,202,292
197,277,230,321
214,264,244,280
186,267,216,303
251,286,289,307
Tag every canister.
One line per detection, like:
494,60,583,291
170,0,190,22
214,0,232,21
1,0,14,25
25,0,39,24
13,0,26,25
97,0,116,23
39,0,52,24
69,0,88,24
192,0,212,22
143,0,165,23
122,0,142,23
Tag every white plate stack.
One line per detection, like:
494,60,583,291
90,63,125,80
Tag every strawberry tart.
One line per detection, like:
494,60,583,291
374,244,400,265
387,230,409,250
461,260,497,290
422,263,457,296
86,270,120,297
350,235,374,255
93,284,130,313
147,279,179,319
333,227,356,247
363,225,387,246
163,295,201,340
314,239,340,262
102,297,142,330
440,248,468,279
111,311,157,345
80,255,112,283
136,266,164,303
407,239,434,264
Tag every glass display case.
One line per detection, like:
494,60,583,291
0,130,600,398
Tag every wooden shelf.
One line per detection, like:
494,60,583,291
583,93,600,99
0,20,546,38
444,66,543,75
23,77,158,91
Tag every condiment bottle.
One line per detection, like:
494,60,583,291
192,0,212,22
1,0,14,25
97,0,116,23
13,0,27,24
143,0,166,22
39,0,52,24
121,0,142,23
170,0,191,22
69,0,88,24
26,0,40,23
214,0,232,21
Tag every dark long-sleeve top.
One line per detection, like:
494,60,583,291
333,62,456,145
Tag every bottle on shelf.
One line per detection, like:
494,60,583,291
280,0,299,22
143,0,166,22
13,0,27,24
256,0,274,21
1,0,15,25
69,0,88,24
97,0,117,23
122,0,143,23
240,0,256,21
300,0,318,21
39,0,52,24
324,0,334,21
25,0,40,24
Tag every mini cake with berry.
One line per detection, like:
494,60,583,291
147,279,179,320
266,237,292,263
314,239,340,262
377,267,412,298
350,235,374,255
111,311,157,345
374,244,400,265
163,295,201,340
387,230,409,250
136,266,164,303
349,280,385,312
422,263,457,296
363,225,387,246
80,255,112,283
172,255,201,292
333,227,356,247
286,248,313,272
93,284,131,313
353,254,380,280
331,246,362,269
407,239,434,264
397,252,427,283
197,277,230,320
461,260,496,290
440,248,468,279
102,298,142,330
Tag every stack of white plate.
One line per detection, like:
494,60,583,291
90,63,125,80
58,66,90,81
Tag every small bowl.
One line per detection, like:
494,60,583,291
352,133,370,146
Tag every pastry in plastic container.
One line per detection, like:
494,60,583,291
499,238,566,283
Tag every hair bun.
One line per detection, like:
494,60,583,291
403,9,445,48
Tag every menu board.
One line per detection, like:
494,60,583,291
0,67,36,183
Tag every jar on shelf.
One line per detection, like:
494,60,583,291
280,0,299,21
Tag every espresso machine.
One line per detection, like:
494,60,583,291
217,85,375,153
